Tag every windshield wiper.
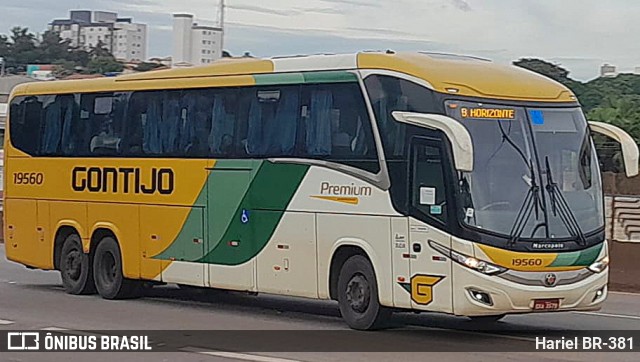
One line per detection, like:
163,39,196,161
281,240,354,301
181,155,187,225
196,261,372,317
494,120,546,245
543,157,587,246
507,163,543,246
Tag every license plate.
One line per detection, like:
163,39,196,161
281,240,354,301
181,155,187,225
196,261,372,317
533,298,560,310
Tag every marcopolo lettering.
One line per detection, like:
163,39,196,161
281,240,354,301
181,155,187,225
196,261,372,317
72,167,174,195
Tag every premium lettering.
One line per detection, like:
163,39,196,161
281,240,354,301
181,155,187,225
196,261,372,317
320,182,372,196
72,167,174,195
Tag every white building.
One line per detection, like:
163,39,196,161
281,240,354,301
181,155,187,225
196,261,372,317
600,63,617,78
113,20,147,62
49,10,147,62
172,14,223,67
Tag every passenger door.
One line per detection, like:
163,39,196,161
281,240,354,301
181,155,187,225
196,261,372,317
206,164,256,291
407,137,453,313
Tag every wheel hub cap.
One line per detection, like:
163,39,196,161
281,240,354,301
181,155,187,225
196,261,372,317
346,274,370,313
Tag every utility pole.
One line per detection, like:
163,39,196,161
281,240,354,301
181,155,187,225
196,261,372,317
0,57,5,77
220,0,225,55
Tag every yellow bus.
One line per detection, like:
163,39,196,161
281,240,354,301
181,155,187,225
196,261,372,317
4,52,639,330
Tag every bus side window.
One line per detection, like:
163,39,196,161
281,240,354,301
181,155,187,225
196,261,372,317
207,89,237,158
298,83,380,174
9,96,43,156
121,92,146,156
41,95,77,156
81,93,123,156
411,142,448,225
242,86,300,157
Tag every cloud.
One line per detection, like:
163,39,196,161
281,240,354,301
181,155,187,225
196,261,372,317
226,4,297,17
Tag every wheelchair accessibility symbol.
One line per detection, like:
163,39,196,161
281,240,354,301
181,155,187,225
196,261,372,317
241,209,250,224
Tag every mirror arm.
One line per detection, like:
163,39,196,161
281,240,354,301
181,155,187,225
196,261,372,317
392,111,474,172
589,121,639,177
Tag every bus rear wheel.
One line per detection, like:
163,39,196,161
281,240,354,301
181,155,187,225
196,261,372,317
337,255,391,330
59,234,95,295
93,236,141,299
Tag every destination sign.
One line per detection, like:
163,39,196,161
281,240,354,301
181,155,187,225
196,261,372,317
461,107,516,119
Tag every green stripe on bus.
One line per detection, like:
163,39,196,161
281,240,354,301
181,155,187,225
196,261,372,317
253,71,357,86
254,73,305,85
153,160,260,262
549,243,603,267
549,251,580,267
302,71,357,83
571,243,603,266
198,162,309,265
153,187,208,261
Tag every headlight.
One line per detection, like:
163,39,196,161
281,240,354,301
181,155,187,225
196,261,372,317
450,250,507,276
588,255,609,273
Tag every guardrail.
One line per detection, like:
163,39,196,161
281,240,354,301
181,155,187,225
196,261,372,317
605,196,640,242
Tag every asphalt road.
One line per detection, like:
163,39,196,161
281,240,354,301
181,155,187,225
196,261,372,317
1,246,639,362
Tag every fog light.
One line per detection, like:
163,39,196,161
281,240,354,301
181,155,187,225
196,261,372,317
468,289,493,306
592,286,606,302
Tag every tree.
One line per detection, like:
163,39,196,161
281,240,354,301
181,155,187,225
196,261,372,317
53,59,77,78
87,56,123,74
136,62,164,72
68,47,91,69
513,58,571,83
38,30,71,64
89,40,112,59
8,27,37,69
0,34,9,57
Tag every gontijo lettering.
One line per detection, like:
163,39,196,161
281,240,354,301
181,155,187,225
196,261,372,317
72,167,175,195
461,107,516,119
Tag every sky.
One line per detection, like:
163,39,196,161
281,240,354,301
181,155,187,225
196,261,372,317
1,0,639,81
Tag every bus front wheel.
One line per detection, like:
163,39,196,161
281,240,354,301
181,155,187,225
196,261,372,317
93,236,141,299
337,255,391,330
59,234,95,295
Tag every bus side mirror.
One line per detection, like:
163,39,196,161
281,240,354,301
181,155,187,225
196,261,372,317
589,121,639,177
392,111,474,172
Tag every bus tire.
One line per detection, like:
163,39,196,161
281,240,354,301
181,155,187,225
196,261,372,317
59,234,95,295
93,236,141,300
337,255,391,330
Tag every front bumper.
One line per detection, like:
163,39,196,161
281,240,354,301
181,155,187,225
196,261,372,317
452,263,608,316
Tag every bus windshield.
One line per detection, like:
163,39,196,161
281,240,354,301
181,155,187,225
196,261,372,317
445,101,603,241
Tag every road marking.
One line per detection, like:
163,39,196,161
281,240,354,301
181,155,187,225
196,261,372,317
610,291,640,296
0,319,14,325
183,347,303,362
431,328,535,342
42,327,104,337
574,311,640,320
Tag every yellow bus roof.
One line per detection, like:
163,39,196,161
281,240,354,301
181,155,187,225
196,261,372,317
10,52,575,103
